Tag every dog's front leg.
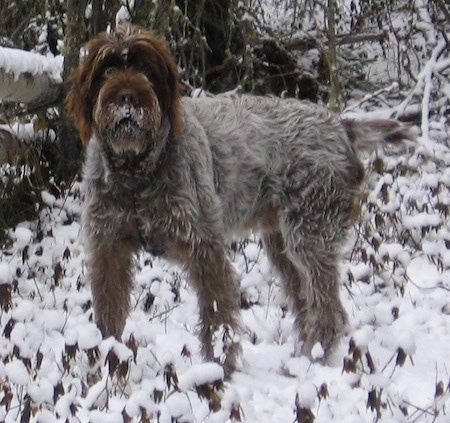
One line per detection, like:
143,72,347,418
83,204,140,339
186,239,242,375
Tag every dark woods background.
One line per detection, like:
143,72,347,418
0,0,448,240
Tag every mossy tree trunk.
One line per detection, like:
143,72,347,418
56,0,88,184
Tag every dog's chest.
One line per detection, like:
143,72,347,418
130,191,167,256
132,186,190,258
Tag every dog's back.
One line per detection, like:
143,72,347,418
184,95,410,235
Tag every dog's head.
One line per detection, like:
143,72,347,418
65,26,180,158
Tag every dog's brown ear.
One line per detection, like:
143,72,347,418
163,46,182,139
65,66,93,146
64,31,113,146
160,41,182,139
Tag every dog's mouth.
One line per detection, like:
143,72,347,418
114,115,139,134
94,101,162,159
112,103,145,131
107,117,152,157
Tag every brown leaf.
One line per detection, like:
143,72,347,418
342,357,357,374
435,381,444,398
295,393,315,423
396,348,407,367
196,384,221,412
126,334,138,362
22,245,29,264
181,344,192,359
0,284,12,311
53,381,65,403
0,383,13,410
3,319,15,338
105,349,119,377
230,404,242,421
53,262,64,287
118,360,129,379
365,352,376,374
318,383,329,400
63,247,71,260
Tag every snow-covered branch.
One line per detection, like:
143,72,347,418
0,47,64,105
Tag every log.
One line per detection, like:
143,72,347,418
0,47,63,105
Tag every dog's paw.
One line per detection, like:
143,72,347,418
297,305,348,362
211,324,242,378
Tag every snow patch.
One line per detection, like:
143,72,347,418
178,363,224,391
0,47,63,82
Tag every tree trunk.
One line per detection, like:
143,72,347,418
56,0,88,183
90,0,117,35
326,0,341,111
175,0,235,92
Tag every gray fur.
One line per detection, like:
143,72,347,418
82,93,414,373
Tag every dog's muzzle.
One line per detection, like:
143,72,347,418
93,81,163,158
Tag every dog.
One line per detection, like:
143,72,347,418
65,25,415,374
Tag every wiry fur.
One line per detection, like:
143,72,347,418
66,26,415,374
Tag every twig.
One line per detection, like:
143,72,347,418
434,0,450,27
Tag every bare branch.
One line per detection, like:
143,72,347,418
285,32,386,51
434,0,450,27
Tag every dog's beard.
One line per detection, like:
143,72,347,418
93,90,162,159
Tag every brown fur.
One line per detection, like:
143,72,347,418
65,26,181,145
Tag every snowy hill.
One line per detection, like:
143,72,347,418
1,130,450,422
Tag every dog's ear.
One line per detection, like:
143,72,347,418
158,39,182,139
159,40,181,138
65,32,114,146
65,65,93,146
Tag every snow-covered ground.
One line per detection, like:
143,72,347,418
0,130,450,422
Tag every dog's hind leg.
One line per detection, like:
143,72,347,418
265,226,348,360
262,230,309,339
265,182,355,359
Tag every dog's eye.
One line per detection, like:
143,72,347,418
104,67,117,77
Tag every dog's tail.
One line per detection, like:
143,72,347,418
342,118,416,152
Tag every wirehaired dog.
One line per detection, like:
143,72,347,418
65,25,414,373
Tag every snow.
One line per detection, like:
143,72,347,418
402,212,441,230
0,262,12,285
0,47,63,83
4,360,30,386
2,147,450,422
310,342,325,360
296,383,318,409
77,323,103,350
13,226,33,246
178,363,224,391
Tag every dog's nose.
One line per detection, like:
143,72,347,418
118,89,139,105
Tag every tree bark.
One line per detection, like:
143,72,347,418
56,0,88,182
326,0,341,111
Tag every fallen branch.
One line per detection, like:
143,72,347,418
285,31,386,51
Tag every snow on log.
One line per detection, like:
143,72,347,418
0,47,64,105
